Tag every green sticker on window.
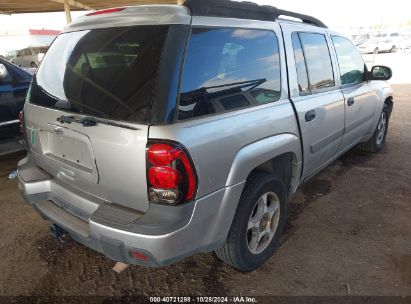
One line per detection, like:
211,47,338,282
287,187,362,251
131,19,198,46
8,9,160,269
31,129,35,145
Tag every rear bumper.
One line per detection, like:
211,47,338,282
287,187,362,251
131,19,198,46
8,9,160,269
18,155,244,267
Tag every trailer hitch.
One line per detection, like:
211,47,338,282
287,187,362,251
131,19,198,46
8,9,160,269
50,224,72,244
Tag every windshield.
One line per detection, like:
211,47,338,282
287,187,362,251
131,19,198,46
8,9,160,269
27,25,169,124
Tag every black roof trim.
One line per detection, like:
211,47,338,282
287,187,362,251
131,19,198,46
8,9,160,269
182,0,327,28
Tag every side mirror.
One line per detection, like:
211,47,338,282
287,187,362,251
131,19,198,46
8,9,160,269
0,63,9,81
369,65,392,81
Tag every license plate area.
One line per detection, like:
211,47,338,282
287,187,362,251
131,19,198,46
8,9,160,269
38,124,99,184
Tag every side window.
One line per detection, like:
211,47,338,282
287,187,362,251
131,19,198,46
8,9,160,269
298,33,335,91
178,28,281,121
331,36,365,86
291,33,309,94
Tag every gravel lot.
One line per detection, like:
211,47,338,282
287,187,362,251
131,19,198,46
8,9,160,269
0,84,410,300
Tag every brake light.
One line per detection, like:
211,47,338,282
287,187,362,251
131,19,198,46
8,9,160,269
18,111,23,133
148,166,181,189
86,7,125,16
147,142,197,205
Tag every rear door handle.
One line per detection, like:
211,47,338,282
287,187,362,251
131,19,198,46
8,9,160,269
305,110,316,122
347,97,355,106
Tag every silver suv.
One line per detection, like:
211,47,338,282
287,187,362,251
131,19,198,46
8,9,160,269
17,0,393,271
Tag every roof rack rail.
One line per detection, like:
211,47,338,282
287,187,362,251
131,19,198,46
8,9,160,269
182,0,327,28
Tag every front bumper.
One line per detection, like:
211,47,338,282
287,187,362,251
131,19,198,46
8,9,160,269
18,155,244,267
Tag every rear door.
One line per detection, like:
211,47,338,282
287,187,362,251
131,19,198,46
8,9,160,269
24,25,170,212
281,24,345,179
330,35,379,151
0,62,19,127
0,61,30,130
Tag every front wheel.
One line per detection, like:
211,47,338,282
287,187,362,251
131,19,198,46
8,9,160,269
357,104,389,153
215,172,287,271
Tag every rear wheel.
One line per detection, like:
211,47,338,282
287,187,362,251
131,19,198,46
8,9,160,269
373,47,379,54
357,104,389,153
30,62,38,68
390,45,397,53
215,172,287,271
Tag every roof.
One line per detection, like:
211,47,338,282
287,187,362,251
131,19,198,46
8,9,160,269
183,0,327,28
1,0,326,30
0,0,179,14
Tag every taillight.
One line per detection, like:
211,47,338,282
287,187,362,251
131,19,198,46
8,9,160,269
147,142,197,205
86,7,125,16
18,111,23,133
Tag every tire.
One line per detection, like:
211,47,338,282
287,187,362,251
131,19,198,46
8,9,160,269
30,62,38,68
357,104,390,153
373,47,379,54
390,45,397,53
215,171,288,271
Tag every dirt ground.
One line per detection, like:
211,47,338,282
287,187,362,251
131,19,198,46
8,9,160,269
0,84,410,299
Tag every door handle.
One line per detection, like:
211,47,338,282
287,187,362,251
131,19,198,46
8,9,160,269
305,110,316,122
347,97,355,106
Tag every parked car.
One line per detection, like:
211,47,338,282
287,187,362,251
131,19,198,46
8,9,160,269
0,58,32,139
10,46,48,68
5,50,18,61
351,33,370,46
398,37,411,51
17,0,393,271
358,32,404,54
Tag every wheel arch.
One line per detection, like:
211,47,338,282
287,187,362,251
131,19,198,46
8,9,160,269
384,95,394,117
225,133,302,195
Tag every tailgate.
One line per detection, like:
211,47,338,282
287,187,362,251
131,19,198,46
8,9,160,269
25,103,149,212
22,24,172,213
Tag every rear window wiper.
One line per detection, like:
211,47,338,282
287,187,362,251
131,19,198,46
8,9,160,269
57,115,139,130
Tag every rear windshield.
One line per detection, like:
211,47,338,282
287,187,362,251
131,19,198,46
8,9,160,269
27,26,169,124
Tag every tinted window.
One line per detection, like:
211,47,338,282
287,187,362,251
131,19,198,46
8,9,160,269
331,36,365,85
178,28,281,121
27,26,169,124
299,33,335,91
291,33,309,93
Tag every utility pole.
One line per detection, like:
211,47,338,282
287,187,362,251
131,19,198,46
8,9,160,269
64,0,72,24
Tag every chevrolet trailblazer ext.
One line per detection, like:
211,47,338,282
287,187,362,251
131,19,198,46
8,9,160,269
17,0,393,271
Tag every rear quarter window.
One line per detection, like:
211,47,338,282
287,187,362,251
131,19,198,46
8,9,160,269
178,27,281,121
